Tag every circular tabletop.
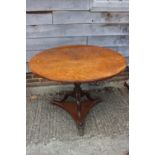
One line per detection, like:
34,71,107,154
29,45,127,83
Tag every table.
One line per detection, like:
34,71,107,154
29,45,127,135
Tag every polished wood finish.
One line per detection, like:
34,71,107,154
53,100,98,135
53,83,100,136
29,45,127,135
29,45,127,83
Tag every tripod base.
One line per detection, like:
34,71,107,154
52,83,100,136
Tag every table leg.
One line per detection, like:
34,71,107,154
52,83,101,136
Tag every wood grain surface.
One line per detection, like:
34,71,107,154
29,45,127,83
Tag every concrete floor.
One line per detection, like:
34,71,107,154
26,85,129,155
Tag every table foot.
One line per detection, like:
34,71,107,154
52,83,101,136
77,122,85,136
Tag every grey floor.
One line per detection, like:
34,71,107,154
26,85,129,155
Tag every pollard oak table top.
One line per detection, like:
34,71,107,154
29,45,127,83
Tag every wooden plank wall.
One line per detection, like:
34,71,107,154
26,0,129,72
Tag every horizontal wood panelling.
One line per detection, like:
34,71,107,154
26,13,52,25
26,37,87,51
27,35,128,51
26,0,90,11
26,62,30,73
27,24,129,38
91,1,129,12
53,11,129,24
88,35,129,47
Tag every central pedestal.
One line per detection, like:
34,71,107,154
52,83,100,136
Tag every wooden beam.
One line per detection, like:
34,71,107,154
53,11,129,24
26,13,53,25
91,1,129,12
26,24,129,38
26,0,90,11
